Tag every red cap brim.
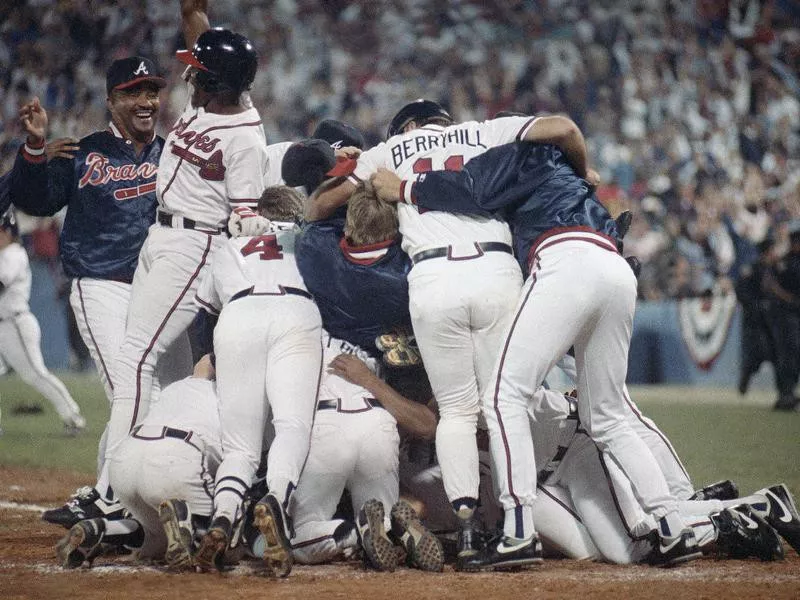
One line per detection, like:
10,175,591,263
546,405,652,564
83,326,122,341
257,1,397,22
175,49,209,71
326,157,357,178
114,76,167,91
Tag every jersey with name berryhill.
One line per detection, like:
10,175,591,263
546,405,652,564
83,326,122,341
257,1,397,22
9,127,163,283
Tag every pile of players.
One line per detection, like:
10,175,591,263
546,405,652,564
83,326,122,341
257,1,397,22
3,0,799,576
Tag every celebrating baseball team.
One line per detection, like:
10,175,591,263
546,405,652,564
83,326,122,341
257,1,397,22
0,0,798,578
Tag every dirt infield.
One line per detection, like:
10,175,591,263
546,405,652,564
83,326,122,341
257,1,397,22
1,465,798,600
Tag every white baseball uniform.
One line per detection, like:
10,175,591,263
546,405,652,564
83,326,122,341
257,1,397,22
291,332,400,564
483,228,686,542
350,118,538,510
0,240,84,430
109,374,222,558
195,223,322,525
107,89,269,480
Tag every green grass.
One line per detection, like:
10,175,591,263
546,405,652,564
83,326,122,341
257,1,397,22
0,374,798,497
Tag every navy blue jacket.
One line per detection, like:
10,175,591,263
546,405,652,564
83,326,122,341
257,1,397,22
409,142,620,276
10,129,163,282
0,170,10,216
296,216,411,353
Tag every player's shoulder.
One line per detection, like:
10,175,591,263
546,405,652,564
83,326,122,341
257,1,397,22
0,242,29,263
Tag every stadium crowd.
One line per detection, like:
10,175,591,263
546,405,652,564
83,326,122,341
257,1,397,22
0,0,799,299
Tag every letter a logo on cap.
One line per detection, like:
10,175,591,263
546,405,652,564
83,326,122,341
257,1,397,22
133,61,150,76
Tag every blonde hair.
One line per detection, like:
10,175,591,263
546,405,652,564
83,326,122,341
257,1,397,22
344,181,398,245
257,185,304,221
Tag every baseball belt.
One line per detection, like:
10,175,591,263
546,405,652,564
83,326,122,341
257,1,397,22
157,209,226,235
411,241,513,265
230,286,313,302
131,424,204,453
317,398,384,413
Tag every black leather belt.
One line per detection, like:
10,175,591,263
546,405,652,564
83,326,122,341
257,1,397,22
231,286,313,302
132,425,192,442
157,210,225,234
317,398,384,412
411,242,513,265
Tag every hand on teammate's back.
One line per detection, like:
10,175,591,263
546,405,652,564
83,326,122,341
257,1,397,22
370,168,403,203
46,138,80,161
227,206,272,237
334,146,362,160
18,97,48,144
327,353,376,388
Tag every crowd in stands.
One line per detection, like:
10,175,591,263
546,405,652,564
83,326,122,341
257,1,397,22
1,0,798,299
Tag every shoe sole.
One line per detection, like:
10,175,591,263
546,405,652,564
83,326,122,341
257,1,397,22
360,499,399,572
253,500,293,578
193,528,227,572
391,501,444,572
56,524,88,569
158,502,194,570
459,555,544,572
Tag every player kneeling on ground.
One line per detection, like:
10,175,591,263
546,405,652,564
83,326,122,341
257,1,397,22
55,355,221,569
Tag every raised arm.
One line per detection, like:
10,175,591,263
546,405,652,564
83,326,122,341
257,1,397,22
180,0,210,49
522,115,587,178
305,178,357,222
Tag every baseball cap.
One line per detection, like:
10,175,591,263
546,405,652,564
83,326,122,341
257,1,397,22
312,119,365,150
282,138,357,191
106,57,167,95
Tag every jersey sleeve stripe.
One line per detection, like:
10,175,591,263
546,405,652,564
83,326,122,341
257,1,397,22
515,117,540,142
21,143,46,163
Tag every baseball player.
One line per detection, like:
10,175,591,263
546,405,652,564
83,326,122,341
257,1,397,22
10,56,168,525
284,331,443,572
0,207,85,434
192,185,321,578
55,354,222,569
371,134,700,568
310,101,595,566
105,0,268,494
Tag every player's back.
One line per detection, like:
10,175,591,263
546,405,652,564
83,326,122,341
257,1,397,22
230,224,307,294
353,117,536,256
142,376,221,450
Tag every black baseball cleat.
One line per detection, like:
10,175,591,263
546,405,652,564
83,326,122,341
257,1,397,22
458,535,543,572
55,518,107,569
754,484,800,554
253,493,294,578
454,515,482,571
42,486,128,529
356,499,400,572
647,527,703,567
711,505,784,561
194,516,231,572
689,480,739,502
390,500,445,572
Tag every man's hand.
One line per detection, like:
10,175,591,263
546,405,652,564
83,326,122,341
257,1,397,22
228,206,272,237
19,97,47,145
370,168,403,203
334,146,362,160
586,168,601,187
328,353,376,389
46,138,80,161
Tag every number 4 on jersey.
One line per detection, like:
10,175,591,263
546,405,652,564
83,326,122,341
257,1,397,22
240,235,283,260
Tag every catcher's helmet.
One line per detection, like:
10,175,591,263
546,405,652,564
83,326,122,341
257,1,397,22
387,99,453,139
0,208,19,238
177,28,257,95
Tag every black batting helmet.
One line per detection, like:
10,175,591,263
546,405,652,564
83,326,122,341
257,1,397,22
177,28,258,95
387,99,453,139
0,208,19,238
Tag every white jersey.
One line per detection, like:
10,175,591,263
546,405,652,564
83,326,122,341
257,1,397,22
0,242,31,318
195,223,307,313
157,89,269,228
319,332,382,411
350,116,538,257
265,141,294,186
138,376,222,452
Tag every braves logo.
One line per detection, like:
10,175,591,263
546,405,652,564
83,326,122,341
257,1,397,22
78,153,158,200
171,118,221,153
133,61,150,76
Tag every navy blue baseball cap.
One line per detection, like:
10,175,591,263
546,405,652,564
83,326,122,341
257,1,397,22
312,119,365,150
106,57,167,95
282,138,356,191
